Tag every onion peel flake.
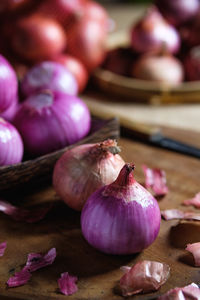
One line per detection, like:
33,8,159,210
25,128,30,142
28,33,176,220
183,192,200,208
186,242,200,266
158,283,200,299
7,268,32,288
58,272,78,296
0,241,7,257
119,260,170,297
161,209,200,221
142,165,168,196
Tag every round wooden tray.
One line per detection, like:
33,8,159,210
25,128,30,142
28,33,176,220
0,118,119,192
93,31,200,104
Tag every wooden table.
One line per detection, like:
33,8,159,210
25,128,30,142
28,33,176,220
1,126,200,299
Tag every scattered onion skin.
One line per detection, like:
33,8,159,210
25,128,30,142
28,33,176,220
81,164,161,255
130,6,180,55
53,140,125,211
11,14,67,62
184,46,200,81
21,61,78,97
0,55,18,113
0,118,23,166
156,0,199,27
132,53,184,85
14,90,91,157
51,54,88,93
67,18,107,72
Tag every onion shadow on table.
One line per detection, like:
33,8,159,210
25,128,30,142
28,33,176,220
178,252,195,267
168,222,200,249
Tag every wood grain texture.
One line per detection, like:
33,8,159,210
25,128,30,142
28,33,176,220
0,131,200,299
0,118,119,192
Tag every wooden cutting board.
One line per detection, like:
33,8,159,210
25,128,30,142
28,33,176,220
0,129,200,300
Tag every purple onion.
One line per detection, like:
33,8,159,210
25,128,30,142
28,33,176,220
81,164,161,255
130,6,180,54
0,55,18,113
180,12,200,47
14,90,91,156
21,61,78,97
0,118,23,166
156,0,199,27
0,100,19,122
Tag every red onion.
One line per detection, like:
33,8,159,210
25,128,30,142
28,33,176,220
0,118,23,166
0,100,19,122
21,61,78,97
156,0,199,27
11,14,66,62
67,18,107,72
83,1,109,31
37,0,86,28
81,164,161,255
14,90,91,156
0,55,18,113
132,53,184,85
130,6,180,54
51,54,88,93
184,46,200,81
53,139,125,211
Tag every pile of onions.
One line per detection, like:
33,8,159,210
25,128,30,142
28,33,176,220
53,139,125,211
14,90,91,156
156,0,199,27
0,55,18,113
130,6,180,54
11,14,67,62
21,61,78,97
51,54,88,93
132,53,184,85
81,164,161,255
0,118,23,166
184,46,200,81
67,18,107,72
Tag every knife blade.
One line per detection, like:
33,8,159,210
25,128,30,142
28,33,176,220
87,102,200,159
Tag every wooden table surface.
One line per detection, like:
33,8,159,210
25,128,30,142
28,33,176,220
1,126,200,300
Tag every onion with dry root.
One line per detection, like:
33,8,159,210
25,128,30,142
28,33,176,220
53,140,125,211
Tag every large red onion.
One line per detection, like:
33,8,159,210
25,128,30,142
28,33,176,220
67,18,107,72
51,54,88,93
11,14,66,62
81,164,161,255
184,46,200,81
83,1,109,31
0,55,18,113
21,61,78,97
132,53,184,85
130,6,180,54
0,118,23,166
14,90,91,156
156,0,199,27
53,140,125,211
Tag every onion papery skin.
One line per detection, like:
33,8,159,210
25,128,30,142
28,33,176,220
67,18,107,72
14,91,91,157
132,54,184,85
51,54,88,93
21,61,78,97
156,0,199,27
81,164,161,255
0,55,18,113
130,6,180,54
53,140,125,211
0,118,23,166
11,14,66,62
